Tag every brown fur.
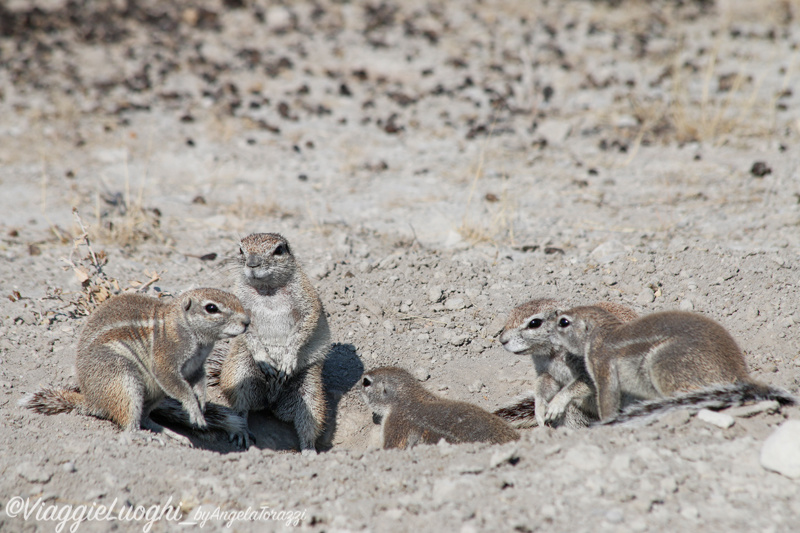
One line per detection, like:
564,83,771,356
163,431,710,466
553,306,771,421
21,289,250,446
207,233,329,453
361,367,519,449
496,299,638,428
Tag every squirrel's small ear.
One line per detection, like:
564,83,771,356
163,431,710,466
184,298,193,311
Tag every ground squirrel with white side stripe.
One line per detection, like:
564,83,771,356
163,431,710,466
208,233,330,453
551,306,796,423
361,367,519,449
21,289,251,446
494,299,637,428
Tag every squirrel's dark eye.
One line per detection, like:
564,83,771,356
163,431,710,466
205,304,220,314
274,245,284,256
362,376,372,387
558,317,571,328
528,318,543,329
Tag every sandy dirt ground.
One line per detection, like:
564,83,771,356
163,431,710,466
1,0,800,531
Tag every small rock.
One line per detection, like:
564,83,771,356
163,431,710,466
636,287,655,305
661,408,692,427
679,299,694,311
467,379,483,393
750,161,772,177
359,314,371,327
61,462,76,473
266,6,294,32
17,462,52,484
723,400,780,418
428,286,443,303
536,119,572,144
761,420,800,478
659,477,678,494
382,320,395,332
697,409,735,428
413,367,430,382
360,298,384,318
449,334,468,346
489,445,520,468
444,297,466,311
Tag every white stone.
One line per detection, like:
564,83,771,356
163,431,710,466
761,420,800,478
697,409,735,428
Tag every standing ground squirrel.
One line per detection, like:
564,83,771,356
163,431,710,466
552,306,797,423
207,233,329,453
494,299,637,428
21,289,251,446
361,367,519,449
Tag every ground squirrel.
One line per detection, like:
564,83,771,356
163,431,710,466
361,367,519,449
494,299,637,428
21,289,251,446
207,233,329,453
551,306,797,423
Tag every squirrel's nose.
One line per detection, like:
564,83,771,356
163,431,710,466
245,256,260,268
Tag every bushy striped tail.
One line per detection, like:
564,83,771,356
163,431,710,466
151,398,252,448
19,386,88,415
493,396,539,429
597,381,797,426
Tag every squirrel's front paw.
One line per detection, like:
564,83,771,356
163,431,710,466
187,403,208,429
534,401,548,428
544,393,571,426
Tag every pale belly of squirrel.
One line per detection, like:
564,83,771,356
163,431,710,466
247,289,301,376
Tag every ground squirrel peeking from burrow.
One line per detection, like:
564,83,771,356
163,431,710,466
21,289,251,446
207,233,330,453
361,366,520,449
551,306,797,423
494,298,638,428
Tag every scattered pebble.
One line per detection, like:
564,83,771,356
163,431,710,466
489,445,519,468
750,161,772,177
467,379,483,393
696,409,735,428
413,367,430,382
636,287,655,305
444,297,466,311
760,420,800,478
722,400,780,418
